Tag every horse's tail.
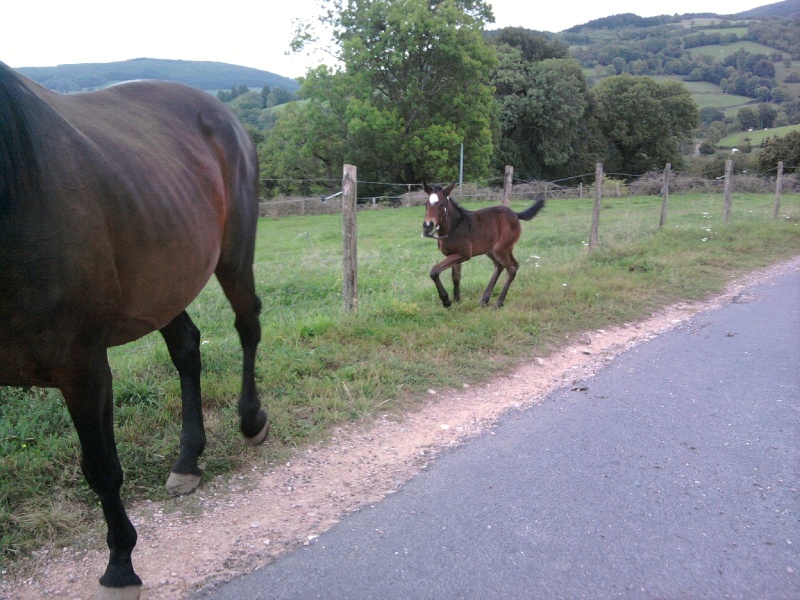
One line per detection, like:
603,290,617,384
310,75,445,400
516,198,545,221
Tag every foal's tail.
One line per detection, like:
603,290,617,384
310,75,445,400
516,198,546,221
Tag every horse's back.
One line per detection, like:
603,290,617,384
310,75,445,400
473,205,522,245
50,81,258,339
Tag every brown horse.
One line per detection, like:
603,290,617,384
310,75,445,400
0,62,269,599
422,182,545,308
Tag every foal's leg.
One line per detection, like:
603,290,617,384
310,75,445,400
59,348,142,597
494,253,520,308
430,254,468,308
160,311,206,496
216,269,269,444
480,256,504,307
452,264,462,303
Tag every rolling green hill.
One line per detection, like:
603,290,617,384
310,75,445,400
717,123,800,147
16,57,300,94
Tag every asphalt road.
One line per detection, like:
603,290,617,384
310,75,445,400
198,267,799,600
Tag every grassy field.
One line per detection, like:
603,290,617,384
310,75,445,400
1,192,799,564
718,123,800,148
687,40,778,60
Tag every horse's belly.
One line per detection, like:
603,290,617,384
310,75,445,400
109,243,220,345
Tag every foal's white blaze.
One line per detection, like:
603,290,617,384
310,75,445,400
429,194,439,204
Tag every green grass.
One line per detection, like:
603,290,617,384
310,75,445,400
718,123,800,148
694,27,749,36
2,192,799,564
687,40,778,60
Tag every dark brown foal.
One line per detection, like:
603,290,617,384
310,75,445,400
422,182,545,308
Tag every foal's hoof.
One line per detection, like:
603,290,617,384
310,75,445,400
245,409,270,446
166,472,202,496
94,584,142,600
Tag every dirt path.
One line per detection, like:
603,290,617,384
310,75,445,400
2,258,798,600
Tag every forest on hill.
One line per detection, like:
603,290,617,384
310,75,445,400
561,3,800,101
16,57,299,94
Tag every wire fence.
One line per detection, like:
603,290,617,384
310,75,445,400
258,164,799,218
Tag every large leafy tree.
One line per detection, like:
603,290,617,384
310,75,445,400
279,0,497,187
592,74,699,175
490,29,594,180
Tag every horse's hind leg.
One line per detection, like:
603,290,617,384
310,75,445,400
160,311,206,496
494,253,520,308
480,257,504,306
59,348,142,598
216,269,269,445
452,264,462,303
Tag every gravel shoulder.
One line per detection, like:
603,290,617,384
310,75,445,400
2,257,798,600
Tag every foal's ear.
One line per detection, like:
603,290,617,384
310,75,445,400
444,181,456,196
422,181,432,195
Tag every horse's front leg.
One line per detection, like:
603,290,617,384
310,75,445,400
59,347,142,599
160,311,205,496
430,254,467,308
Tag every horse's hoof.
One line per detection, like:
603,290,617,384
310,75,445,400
94,584,142,600
245,411,270,446
165,472,202,496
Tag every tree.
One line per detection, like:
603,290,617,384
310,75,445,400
259,66,351,194
700,107,725,125
592,75,699,175
491,38,592,180
758,130,800,172
758,104,778,129
737,106,760,131
491,27,568,62
287,0,497,186
699,139,717,155
751,59,776,78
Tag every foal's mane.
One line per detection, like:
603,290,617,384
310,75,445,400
431,184,471,215
0,63,42,213
448,196,471,214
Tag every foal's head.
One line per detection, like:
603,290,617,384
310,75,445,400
422,181,456,239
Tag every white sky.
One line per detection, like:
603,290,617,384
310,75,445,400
2,1,766,79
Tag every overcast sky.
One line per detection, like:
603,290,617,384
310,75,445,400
3,0,766,79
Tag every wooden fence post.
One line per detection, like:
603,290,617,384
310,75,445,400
773,161,783,219
502,165,513,206
659,163,671,229
342,164,358,312
723,159,733,222
589,162,603,250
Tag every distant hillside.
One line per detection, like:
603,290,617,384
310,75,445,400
16,58,300,94
564,0,799,32
735,0,800,19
